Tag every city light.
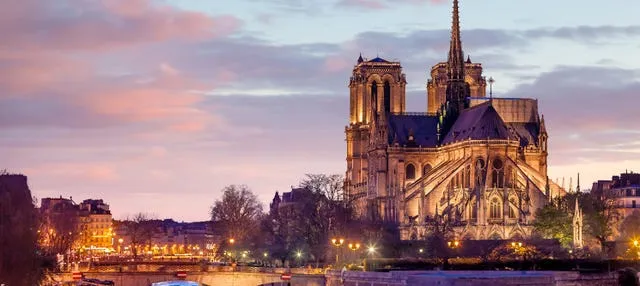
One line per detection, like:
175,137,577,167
367,246,376,254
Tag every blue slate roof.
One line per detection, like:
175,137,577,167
387,115,439,147
507,122,539,147
368,57,389,63
442,102,518,145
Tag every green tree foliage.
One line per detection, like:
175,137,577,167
581,191,621,252
210,185,263,243
619,210,640,240
533,191,621,253
532,196,574,248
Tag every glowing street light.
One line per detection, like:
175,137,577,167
229,238,235,244
367,246,376,254
331,237,345,266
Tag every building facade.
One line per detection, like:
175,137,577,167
77,199,113,253
592,171,640,218
344,0,565,240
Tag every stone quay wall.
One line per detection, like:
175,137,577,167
52,271,326,286
325,270,620,286
50,270,621,286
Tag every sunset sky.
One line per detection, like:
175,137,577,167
3,0,640,221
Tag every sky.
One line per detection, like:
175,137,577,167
2,0,640,222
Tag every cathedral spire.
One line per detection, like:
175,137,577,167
447,0,465,81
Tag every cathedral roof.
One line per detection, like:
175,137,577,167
368,57,390,63
442,102,517,145
387,115,439,147
506,122,539,147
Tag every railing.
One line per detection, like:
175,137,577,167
388,138,520,152
391,112,432,116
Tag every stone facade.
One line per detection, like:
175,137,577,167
344,0,565,241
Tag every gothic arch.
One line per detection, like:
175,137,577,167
381,73,396,84
370,80,378,114
383,80,391,113
509,231,524,241
491,157,505,188
422,164,432,177
488,232,502,240
406,163,416,180
489,197,502,219
366,74,383,84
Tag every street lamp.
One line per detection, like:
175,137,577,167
367,246,376,255
447,240,460,249
331,238,345,265
348,243,360,251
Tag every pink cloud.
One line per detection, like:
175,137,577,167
25,163,119,182
0,0,242,52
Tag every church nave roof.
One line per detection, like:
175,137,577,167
442,102,518,145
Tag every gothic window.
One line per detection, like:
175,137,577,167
423,164,432,177
508,205,516,218
371,81,378,113
492,158,504,188
475,158,486,186
490,197,501,219
465,165,471,188
384,81,391,113
406,164,416,180
471,202,477,219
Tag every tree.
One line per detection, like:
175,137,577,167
123,213,155,260
300,174,345,202
210,185,263,243
0,174,47,285
533,196,574,248
619,210,640,240
582,190,622,253
39,203,80,258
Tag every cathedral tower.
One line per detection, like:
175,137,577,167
345,55,407,219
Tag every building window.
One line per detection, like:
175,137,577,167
633,200,636,208
384,81,391,113
423,164,432,177
471,202,477,219
406,164,416,180
371,81,378,114
492,158,504,188
508,205,516,218
490,198,501,219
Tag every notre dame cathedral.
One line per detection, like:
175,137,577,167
344,0,566,240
